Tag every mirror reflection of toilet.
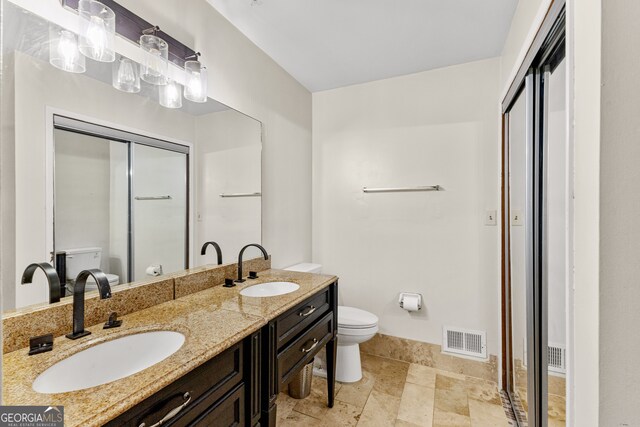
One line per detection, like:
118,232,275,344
284,263,379,383
63,247,120,293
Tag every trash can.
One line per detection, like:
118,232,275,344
288,360,314,399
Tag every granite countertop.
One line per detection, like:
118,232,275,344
2,269,337,427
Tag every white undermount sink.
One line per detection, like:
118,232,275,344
32,331,185,394
240,281,300,297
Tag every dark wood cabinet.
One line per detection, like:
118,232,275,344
260,281,338,427
105,332,259,427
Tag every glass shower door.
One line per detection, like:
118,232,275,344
132,144,188,280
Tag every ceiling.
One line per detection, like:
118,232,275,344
206,0,518,92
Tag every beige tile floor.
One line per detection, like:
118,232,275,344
515,388,567,427
277,353,512,426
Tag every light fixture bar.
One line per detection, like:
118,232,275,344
60,0,198,67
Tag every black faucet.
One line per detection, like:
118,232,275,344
21,263,61,304
235,243,268,283
66,269,112,340
201,241,223,265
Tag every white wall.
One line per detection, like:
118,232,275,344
114,0,312,270
599,0,640,424
570,0,601,424
312,58,502,357
195,110,262,265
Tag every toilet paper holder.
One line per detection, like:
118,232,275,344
398,292,423,310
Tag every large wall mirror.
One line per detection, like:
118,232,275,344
1,1,262,311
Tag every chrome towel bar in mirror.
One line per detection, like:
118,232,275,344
134,196,172,200
362,185,442,193
219,192,262,198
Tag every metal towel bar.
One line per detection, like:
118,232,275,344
362,185,441,193
134,195,172,200
219,192,262,198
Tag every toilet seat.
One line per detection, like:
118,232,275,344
338,306,379,329
338,325,379,337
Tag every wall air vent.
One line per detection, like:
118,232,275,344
548,343,566,374
442,326,487,359
523,341,566,374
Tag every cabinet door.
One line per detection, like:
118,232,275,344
190,384,245,427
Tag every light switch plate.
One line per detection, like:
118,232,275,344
484,210,497,226
511,209,524,226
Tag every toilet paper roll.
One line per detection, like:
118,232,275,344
399,293,422,312
146,264,163,277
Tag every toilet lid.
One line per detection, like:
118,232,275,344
338,306,378,329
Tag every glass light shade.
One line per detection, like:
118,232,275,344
183,60,208,103
49,27,86,73
112,57,140,93
159,79,183,109
78,0,115,62
140,34,168,85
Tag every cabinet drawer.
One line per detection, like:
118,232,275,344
276,287,330,349
277,312,333,387
105,343,243,427
189,383,244,427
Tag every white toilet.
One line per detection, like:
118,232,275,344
64,247,120,293
284,263,379,383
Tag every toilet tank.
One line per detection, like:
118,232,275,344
284,263,322,274
63,247,102,280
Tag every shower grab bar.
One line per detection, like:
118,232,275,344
219,192,262,198
134,195,172,200
363,185,441,193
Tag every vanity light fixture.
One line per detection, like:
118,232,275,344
140,29,169,85
60,0,199,68
184,54,207,103
77,0,115,62
49,26,86,73
112,57,140,93
159,79,183,109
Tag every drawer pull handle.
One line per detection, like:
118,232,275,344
139,392,191,427
299,305,316,317
301,338,319,353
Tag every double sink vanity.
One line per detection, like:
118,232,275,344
2,263,338,427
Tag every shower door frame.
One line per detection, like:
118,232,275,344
45,108,193,283
501,2,566,426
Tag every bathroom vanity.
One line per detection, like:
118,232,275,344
261,284,337,426
1,268,337,427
